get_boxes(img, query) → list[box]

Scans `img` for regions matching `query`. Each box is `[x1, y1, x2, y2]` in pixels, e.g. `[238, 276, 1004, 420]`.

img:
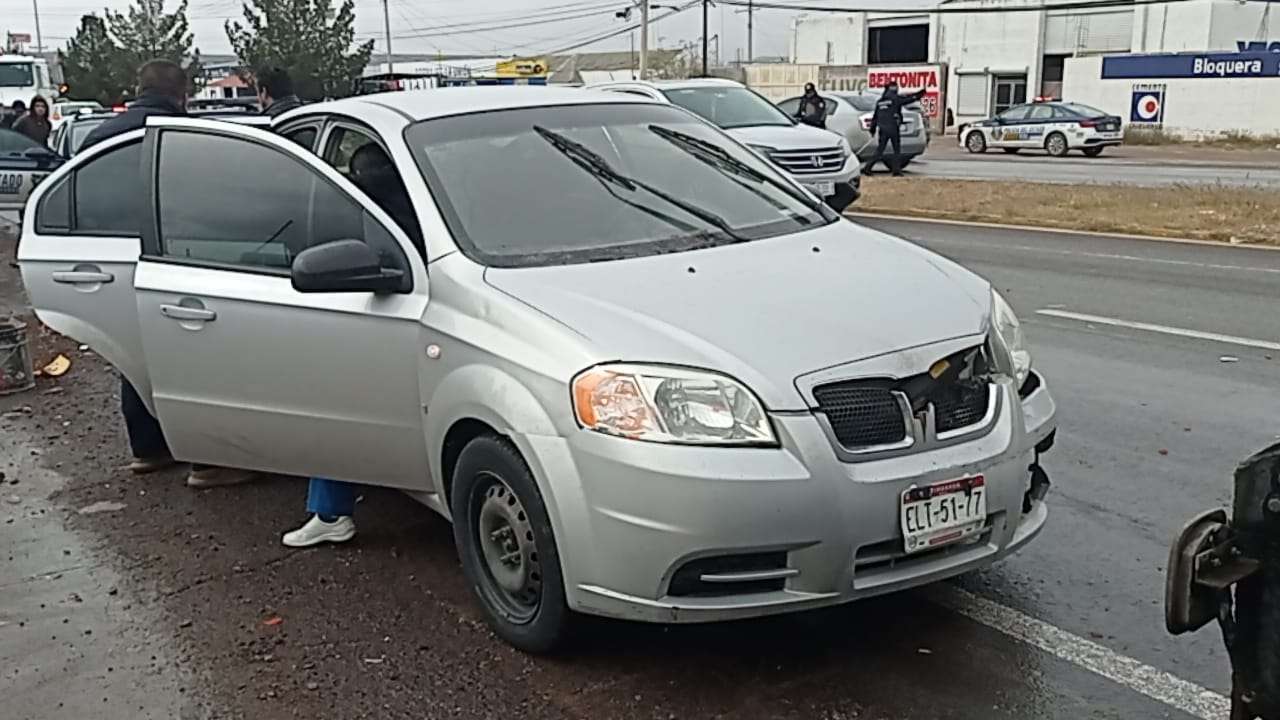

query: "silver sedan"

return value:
[779, 91, 930, 165]
[19, 87, 1054, 653]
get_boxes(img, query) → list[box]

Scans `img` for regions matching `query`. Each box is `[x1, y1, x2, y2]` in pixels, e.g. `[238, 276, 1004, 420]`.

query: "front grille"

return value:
[933, 379, 990, 434]
[767, 146, 845, 175]
[812, 385, 906, 449]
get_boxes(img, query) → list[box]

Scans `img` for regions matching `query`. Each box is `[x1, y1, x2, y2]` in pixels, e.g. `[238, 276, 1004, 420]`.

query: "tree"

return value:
[107, 0, 202, 94]
[58, 0, 202, 104]
[226, 0, 373, 101]
[59, 14, 129, 104]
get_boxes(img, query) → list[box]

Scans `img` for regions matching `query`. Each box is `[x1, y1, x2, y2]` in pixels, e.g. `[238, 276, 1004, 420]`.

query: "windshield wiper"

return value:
[533, 125, 746, 242]
[648, 124, 829, 216]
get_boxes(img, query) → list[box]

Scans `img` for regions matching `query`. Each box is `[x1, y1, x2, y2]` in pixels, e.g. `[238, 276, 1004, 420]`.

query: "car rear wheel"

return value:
[965, 131, 987, 154]
[1002, 148, 1020, 154]
[451, 434, 572, 654]
[1045, 132, 1069, 157]
[1082, 146, 1105, 157]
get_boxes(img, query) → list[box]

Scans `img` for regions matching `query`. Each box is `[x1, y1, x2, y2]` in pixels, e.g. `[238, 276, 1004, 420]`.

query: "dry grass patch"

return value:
[854, 178, 1280, 245]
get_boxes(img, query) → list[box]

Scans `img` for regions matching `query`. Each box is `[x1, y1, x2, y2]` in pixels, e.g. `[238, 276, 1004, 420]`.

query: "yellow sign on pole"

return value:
[495, 57, 548, 77]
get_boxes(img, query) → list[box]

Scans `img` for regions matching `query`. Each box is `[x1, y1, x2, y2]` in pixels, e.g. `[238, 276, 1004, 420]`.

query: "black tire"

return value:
[965, 130, 987, 154]
[451, 434, 572, 654]
[824, 181, 858, 214]
[1045, 132, 1069, 157]
[1002, 148, 1020, 154]
[1082, 146, 1105, 158]
[899, 156, 914, 168]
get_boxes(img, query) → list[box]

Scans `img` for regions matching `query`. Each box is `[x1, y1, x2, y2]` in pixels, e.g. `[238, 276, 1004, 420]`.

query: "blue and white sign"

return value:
[1130, 84, 1165, 124]
[1102, 52, 1280, 80]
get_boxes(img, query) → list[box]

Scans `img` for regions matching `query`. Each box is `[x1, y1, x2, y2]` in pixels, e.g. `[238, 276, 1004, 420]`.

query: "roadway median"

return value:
[852, 177, 1280, 245]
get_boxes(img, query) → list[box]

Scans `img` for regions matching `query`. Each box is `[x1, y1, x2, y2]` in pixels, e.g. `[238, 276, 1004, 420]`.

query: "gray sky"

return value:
[4, 0, 857, 61]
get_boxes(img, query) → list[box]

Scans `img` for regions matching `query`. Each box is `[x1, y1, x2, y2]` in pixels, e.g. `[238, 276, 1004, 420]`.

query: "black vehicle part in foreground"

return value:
[1167, 442, 1280, 720]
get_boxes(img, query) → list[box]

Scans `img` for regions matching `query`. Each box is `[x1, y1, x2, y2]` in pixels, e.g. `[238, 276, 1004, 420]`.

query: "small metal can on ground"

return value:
[0, 318, 35, 396]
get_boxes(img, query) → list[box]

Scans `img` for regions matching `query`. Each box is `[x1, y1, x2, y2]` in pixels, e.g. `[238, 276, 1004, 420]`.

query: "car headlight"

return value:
[990, 289, 1032, 388]
[746, 143, 775, 157]
[837, 136, 852, 159]
[572, 364, 776, 446]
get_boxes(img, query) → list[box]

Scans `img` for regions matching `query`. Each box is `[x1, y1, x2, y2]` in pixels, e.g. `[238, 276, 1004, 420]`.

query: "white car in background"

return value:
[50, 100, 104, 131]
[959, 101, 1124, 157]
[586, 78, 861, 211]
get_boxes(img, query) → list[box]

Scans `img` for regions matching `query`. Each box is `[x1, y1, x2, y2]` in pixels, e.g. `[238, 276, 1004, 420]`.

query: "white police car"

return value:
[0, 128, 63, 219]
[960, 101, 1123, 157]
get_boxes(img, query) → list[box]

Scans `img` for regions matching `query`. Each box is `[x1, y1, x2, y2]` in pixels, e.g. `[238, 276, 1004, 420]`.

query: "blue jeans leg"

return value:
[306, 478, 356, 519]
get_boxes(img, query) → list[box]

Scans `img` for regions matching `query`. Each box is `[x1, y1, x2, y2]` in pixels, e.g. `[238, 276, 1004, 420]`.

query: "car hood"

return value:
[483, 222, 992, 410]
[726, 123, 843, 150]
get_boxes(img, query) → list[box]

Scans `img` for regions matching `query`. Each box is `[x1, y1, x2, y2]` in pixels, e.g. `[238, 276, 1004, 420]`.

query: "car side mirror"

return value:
[290, 239, 405, 294]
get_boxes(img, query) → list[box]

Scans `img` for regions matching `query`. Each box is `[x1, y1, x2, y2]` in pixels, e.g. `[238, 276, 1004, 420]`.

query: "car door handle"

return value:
[52, 270, 114, 284]
[160, 304, 217, 322]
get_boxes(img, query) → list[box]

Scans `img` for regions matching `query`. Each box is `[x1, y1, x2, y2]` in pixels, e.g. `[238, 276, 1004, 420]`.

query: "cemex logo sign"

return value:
[1130, 84, 1165, 126]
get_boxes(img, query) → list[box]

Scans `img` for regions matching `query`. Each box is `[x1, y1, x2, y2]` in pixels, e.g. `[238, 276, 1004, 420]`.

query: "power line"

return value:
[716, 0, 1206, 15]
[392, 6, 620, 39]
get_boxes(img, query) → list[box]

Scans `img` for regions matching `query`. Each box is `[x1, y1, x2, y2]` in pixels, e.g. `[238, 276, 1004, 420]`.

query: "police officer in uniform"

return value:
[863, 81, 927, 176]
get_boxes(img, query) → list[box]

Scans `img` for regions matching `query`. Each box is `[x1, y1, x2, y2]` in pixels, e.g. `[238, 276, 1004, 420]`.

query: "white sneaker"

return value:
[282, 515, 356, 548]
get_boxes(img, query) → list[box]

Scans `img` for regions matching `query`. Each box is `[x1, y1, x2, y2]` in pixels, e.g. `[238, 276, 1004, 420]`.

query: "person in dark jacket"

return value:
[862, 81, 927, 176]
[795, 83, 827, 129]
[256, 66, 302, 118]
[81, 59, 258, 489]
[0, 100, 25, 130]
[13, 96, 52, 145]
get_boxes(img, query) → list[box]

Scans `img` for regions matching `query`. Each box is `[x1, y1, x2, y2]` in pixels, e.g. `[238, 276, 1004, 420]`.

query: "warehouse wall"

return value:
[1063, 54, 1280, 139]
[791, 15, 867, 65]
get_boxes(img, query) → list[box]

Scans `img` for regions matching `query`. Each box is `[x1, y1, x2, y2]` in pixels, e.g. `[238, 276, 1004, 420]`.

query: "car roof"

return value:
[312, 86, 651, 122]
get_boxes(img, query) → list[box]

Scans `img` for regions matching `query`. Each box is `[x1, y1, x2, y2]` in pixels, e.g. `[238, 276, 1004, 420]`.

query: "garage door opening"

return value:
[868, 24, 929, 64]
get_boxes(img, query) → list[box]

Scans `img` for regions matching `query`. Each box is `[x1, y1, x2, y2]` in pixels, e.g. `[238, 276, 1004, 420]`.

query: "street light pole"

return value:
[31, 0, 44, 53]
[639, 1, 649, 79]
[381, 0, 394, 76]
[701, 0, 709, 76]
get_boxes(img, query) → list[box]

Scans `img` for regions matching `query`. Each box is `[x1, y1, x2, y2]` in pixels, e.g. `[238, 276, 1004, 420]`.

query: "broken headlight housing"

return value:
[990, 289, 1032, 389]
[572, 364, 776, 446]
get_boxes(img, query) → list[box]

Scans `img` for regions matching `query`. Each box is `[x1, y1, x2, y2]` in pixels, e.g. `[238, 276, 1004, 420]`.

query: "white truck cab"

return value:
[0, 54, 57, 113]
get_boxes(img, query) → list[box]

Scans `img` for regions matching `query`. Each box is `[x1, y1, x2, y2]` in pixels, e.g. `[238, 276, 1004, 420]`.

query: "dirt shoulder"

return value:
[853, 177, 1280, 245]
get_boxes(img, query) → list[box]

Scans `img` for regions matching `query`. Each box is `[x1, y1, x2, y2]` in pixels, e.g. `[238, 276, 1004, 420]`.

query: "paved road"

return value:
[900, 143, 1280, 188]
[5, 220, 1280, 718]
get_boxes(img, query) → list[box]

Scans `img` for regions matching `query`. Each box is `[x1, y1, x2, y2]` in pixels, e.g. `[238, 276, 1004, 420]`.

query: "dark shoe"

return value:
[129, 454, 177, 474]
[186, 466, 259, 488]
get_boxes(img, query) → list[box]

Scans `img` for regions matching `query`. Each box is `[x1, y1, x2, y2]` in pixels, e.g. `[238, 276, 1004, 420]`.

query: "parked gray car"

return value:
[779, 91, 930, 166]
[18, 87, 1055, 653]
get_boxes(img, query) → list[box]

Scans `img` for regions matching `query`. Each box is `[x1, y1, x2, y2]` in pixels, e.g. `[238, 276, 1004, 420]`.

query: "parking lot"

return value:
[4, 208, 1275, 719]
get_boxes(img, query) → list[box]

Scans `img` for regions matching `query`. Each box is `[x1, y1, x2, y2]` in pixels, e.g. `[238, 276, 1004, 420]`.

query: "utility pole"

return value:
[639, 0, 649, 79]
[701, 0, 709, 76]
[381, 0, 394, 76]
[747, 0, 754, 63]
[31, 0, 44, 53]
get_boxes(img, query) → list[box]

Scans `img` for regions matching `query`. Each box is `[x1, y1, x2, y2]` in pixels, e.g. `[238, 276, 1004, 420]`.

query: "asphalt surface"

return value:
[4, 213, 1279, 719]
[901, 142, 1280, 188]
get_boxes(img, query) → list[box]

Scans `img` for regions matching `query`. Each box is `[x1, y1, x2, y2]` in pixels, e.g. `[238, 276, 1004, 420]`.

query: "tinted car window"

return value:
[846, 95, 877, 112]
[37, 175, 72, 231]
[1060, 103, 1107, 118]
[405, 103, 834, 268]
[156, 130, 409, 278]
[68, 118, 108, 156]
[0, 128, 41, 153]
[998, 105, 1031, 121]
[285, 126, 317, 150]
[1028, 105, 1053, 120]
[75, 141, 142, 236]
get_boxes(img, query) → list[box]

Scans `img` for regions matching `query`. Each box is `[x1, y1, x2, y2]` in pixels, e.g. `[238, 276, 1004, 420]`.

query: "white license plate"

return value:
[900, 475, 987, 554]
[807, 180, 835, 197]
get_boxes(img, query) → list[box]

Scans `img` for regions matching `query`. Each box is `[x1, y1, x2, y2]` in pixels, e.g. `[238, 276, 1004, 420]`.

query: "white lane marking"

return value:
[928, 585, 1230, 720]
[1036, 309, 1280, 352]
[919, 236, 1280, 275]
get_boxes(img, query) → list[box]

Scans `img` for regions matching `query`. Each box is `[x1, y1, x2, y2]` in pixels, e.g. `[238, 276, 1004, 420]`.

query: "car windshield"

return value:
[404, 103, 835, 268]
[0, 128, 42, 154]
[661, 86, 794, 129]
[69, 118, 107, 154]
[1060, 103, 1107, 117]
[0, 62, 34, 88]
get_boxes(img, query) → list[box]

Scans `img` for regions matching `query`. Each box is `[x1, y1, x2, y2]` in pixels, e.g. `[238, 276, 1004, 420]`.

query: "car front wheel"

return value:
[965, 131, 987, 154]
[451, 434, 572, 654]
[1045, 132, 1069, 157]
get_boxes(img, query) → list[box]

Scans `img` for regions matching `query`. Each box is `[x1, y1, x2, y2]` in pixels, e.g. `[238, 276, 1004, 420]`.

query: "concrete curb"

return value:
[846, 211, 1280, 252]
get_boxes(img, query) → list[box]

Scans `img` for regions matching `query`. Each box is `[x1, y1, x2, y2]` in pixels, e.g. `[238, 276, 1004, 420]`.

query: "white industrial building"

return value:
[787, 0, 1280, 137]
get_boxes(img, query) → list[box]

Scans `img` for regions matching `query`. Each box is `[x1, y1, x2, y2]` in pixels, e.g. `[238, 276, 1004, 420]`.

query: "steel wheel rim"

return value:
[1048, 135, 1066, 155]
[967, 133, 984, 152]
[471, 471, 542, 623]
